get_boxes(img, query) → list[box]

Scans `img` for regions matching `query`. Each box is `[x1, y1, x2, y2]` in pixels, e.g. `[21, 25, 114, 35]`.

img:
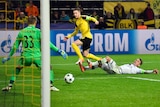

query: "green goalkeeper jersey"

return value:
[9, 25, 41, 57]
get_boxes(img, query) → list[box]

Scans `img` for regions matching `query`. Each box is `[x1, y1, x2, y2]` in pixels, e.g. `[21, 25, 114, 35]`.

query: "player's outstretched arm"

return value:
[153, 69, 159, 74]
[142, 69, 159, 74]
[2, 55, 10, 64]
[64, 27, 79, 41]
[50, 42, 68, 59]
[58, 49, 68, 59]
[2, 37, 20, 64]
[85, 15, 99, 24]
[2, 44, 17, 64]
[63, 37, 68, 41]
[50, 42, 59, 52]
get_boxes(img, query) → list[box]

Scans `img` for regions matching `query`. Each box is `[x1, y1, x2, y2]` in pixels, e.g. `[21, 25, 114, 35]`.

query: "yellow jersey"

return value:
[67, 15, 97, 39]
[17, 16, 28, 23]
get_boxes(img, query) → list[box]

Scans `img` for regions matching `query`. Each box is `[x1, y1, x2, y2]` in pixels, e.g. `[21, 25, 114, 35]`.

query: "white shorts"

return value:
[101, 59, 122, 74]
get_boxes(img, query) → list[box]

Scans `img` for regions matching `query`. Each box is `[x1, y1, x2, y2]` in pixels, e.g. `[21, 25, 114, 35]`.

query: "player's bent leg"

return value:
[2, 66, 23, 92]
[50, 67, 60, 91]
[101, 63, 115, 74]
[101, 63, 110, 71]
[107, 59, 116, 69]
[78, 62, 85, 72]
[92, 58, 107, 68]
[85, 53, 101, 61]
[106, 56, 112, 62]
[50, 70, 54, 83]
[75, 59, 85, 72]
[107, 60, 121, 74]
[49, 72, 60, 91]
[72, 42, 84, 61]
[75, 59, 84, 65]
[87, 59, 93, 69]
[87, 59, 99, 69]
[34, 59, 59, 91]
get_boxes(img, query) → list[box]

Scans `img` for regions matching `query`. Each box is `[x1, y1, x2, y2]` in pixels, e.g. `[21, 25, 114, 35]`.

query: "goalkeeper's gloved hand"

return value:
[58, 49, 68, 59]
[2, 56, 10, 64]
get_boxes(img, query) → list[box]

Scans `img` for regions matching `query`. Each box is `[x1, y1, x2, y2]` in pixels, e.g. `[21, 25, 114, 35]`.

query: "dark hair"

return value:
[73, 8, 81, 12]
[139, 58, 143, 65]
[130, 8, 135, 13]
[28, 16, 37, 25]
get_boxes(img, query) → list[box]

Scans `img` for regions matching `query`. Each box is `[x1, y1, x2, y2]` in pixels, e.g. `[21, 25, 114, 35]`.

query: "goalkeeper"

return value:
[1, 16, 68, 92]
[84, 56, 159, 74]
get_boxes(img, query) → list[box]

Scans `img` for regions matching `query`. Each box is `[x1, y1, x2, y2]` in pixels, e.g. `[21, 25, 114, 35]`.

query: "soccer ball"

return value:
[64, 73, 74, 84]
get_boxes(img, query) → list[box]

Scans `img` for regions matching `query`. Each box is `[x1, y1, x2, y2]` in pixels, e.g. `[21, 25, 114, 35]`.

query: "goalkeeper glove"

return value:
[2, 56, 10, 64]
[58, 49, 68, 59]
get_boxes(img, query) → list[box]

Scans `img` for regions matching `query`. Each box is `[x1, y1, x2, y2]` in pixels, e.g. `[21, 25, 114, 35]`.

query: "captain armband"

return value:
[141, 70, 145, 74]
[86, 16, 90, 21]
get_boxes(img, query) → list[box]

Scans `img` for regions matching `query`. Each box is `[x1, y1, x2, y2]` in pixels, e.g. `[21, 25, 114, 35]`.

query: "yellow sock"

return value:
[72, 43, 84, 60]
[86, 53, 101, 61]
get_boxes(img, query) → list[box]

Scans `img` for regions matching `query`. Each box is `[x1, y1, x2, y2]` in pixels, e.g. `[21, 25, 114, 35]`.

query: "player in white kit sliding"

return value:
[84, 56, 159, 74]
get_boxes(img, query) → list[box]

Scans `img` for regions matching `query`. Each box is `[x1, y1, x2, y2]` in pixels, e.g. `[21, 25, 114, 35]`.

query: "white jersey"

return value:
[97, 58, 154, 74]
[120, 64, 143, 74]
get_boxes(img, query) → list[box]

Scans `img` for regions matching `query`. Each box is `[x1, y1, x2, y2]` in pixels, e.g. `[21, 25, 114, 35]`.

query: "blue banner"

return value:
[50, 29, 137, 55]
[0, 30, 159, 56]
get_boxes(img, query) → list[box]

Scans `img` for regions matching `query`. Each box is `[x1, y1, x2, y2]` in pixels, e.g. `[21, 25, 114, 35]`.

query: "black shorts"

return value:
[79, 37, 92, 51]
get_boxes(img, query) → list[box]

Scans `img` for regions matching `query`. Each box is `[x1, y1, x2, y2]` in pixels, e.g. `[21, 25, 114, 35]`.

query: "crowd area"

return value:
[0, 0, 157, 29]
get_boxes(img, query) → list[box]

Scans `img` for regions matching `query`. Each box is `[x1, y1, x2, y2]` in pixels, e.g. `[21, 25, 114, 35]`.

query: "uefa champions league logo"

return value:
[1, 35, 12, 53]
[145, 33, 160, 51]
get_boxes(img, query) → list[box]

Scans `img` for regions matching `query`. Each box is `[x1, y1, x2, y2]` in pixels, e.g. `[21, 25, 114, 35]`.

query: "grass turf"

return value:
[0, 54, 160, 107]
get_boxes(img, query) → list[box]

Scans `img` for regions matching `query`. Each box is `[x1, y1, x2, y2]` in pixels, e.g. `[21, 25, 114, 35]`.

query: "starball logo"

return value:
[145, 33, 160, 51]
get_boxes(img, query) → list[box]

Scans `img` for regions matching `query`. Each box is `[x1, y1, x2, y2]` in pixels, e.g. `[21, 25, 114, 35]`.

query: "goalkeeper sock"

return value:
[72, 43, 84, 60]
[9, 67, 21, 84]
[9, 80, 15, 84]
[50, 70, 54, 84]
[86, 53, 101, 61]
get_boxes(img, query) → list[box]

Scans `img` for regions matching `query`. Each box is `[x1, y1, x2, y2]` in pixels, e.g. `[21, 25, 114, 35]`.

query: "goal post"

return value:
[40, 0, 50, 107]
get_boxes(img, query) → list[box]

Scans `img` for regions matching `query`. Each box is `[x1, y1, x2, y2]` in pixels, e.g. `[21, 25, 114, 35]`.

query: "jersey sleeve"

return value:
[66, 27, 79, 39]
[82, 15, 98, 22]
[137, 68, 153, 74]
[50, 42, 59, 52]
[143, 70, 154, 74]
[9, 32, 22, 56]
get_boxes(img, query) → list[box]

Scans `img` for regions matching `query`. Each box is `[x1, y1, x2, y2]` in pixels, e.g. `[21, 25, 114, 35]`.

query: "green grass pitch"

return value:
[0, 54, 160, 107]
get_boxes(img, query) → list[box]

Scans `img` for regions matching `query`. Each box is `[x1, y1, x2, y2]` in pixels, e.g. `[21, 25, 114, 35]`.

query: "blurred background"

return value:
[0, 0, 159, 30]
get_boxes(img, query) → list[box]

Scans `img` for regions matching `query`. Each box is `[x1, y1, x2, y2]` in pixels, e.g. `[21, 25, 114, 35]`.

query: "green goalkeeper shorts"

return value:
[18, 57, 41, 69]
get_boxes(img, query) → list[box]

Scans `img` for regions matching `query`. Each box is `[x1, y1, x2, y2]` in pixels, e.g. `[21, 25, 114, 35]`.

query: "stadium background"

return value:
[0, 0, 160, 29]
[0, 1, 160, 107]
[0, 0, 160, 56]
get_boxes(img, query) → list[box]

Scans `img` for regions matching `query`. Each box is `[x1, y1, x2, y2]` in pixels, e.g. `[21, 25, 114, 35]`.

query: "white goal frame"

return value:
[40, 0, 50, 107]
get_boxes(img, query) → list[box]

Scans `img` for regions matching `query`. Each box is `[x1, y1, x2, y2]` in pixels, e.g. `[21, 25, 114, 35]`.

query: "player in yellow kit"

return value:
[64, 8, 101, 72]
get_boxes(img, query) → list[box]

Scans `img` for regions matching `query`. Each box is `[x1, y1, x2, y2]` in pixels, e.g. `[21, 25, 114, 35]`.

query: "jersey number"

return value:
[24, 36, 34, 48]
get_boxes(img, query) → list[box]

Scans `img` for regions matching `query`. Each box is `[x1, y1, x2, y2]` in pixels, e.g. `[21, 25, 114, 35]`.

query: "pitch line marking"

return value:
[127, 76, 160, 82]
[0, 76, 160, 83]
[0, 77, 122, 83]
